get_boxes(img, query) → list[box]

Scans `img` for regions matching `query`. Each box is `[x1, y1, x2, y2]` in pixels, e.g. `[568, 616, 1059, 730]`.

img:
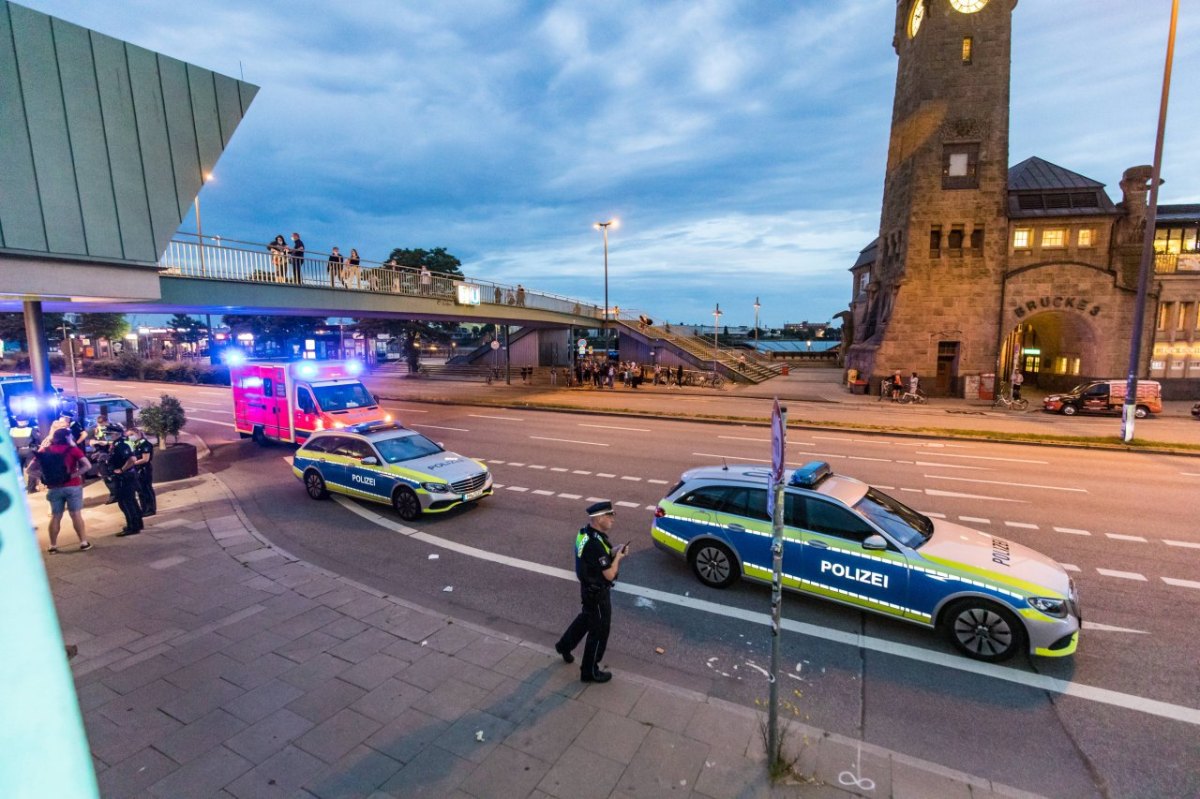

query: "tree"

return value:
[0, 311, 66, 348]
[167, 313, 207, 344]
[138, 394, 187, 450]
[78, 313, 129, 343]
[385, 247, 464, 278]
[223, 314, 325, 353]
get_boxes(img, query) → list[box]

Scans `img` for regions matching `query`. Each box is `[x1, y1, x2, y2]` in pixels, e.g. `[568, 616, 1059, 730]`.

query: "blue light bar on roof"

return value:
[789, 461, 832, 488]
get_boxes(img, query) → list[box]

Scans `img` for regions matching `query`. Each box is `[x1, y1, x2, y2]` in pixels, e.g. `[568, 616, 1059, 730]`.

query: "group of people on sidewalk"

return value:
[25, 413, 156, 552]
[569, 358, 685, 390]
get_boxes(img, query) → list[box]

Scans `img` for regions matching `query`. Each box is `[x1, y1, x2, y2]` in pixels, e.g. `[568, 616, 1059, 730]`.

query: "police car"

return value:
[292, 423, 492, 520]
[651, 461, 1080, 662]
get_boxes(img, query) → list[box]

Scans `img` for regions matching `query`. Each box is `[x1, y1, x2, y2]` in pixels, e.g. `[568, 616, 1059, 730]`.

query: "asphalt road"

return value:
[74, 377, 1200, 799]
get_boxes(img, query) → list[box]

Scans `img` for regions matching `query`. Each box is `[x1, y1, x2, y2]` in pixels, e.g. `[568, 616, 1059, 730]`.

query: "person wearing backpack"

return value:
[26, 427, 92, 553]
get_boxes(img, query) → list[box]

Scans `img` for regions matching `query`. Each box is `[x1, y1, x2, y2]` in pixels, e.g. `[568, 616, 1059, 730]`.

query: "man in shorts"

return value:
[26, 426, 92, 553]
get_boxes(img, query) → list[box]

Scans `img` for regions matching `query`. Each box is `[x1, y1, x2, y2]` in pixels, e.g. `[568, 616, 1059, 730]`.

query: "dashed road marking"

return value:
[1096, 568, 1147, 581]
[1005, 521, 1039, 530]
[927, 475, 1086, 493]
[1060, 564, 1081, 572]
[573, 470, 592, 475]
[900, 488, 921, 493]
[527, 465, 546, 470]
[1106, 533, 1147, 543]
[620, 476, 642, 482]
[508, 462, 525, 466]
[558, 493, 582, 500]
[1163, 577, 1200, 590]
[469, 414, 524, 421]
[579, 423, 652, 432]
[597, 473, 616, 478]
[531, 489, 555, 496]
[487, 459, 506, 464]
[647, 479, 670, 485]
[615, 501, 641, 509]
[531, 436, 609, 447]
[505, 486, 529, 493]
[586, 496, 607, 503]
[959, 516, 990, 524]
[924, 512, 946, 518]
[413, 424, 469, 432]
[1055, 527, 1090, 536]
[551, 467, 568, 472]
[645, 505, 657, 511]
[1164, 540, 1200, 549]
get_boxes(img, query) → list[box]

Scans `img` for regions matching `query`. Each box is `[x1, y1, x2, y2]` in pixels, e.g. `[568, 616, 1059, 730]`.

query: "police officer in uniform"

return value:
[107, 429, 144, 536]
[129, 427, 156, 517]
[554, 500, 628, 683]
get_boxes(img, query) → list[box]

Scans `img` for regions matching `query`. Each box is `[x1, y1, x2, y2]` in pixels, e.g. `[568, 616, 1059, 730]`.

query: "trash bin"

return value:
[850, 380, 868, 395]
[979, 373, 995, 400]
[781, 364, 790, 376]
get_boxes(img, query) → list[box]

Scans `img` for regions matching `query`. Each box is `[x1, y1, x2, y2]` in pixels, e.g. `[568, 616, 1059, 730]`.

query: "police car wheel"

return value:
[944, 600, 1024, 662]
[689, 541, 738, 589]
[1061, 404, 1077, 416]
[304, 470, 328, 500]
[392, 487, 421, 521]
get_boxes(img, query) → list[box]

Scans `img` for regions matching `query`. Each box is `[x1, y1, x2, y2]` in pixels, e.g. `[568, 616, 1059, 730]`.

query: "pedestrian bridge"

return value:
[13, 237, 604, 329]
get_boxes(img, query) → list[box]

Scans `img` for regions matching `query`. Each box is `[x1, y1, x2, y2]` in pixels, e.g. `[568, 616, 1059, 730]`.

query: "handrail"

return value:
[160, 235, 605, 319]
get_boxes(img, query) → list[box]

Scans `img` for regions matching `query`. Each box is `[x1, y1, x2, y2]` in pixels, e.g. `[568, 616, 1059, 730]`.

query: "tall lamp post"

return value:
[194, 171, 213, 276]
[594, 219, 618, 353]
[712, 303, 723, 375]
[753, 297, 761, 347]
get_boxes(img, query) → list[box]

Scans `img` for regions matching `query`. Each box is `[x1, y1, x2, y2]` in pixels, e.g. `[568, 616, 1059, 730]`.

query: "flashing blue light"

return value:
[789, 461, 832, 488]
[223, 349, 247, 367]
[296, 362, 319, 379]
[345, 360, 363, 376]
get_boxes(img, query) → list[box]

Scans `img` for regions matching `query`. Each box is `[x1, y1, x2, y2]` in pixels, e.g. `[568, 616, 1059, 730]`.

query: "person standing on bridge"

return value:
[327, 247, 345, 288]
[268, 235, 288, 283]
[555, 500, 628, 683]
[346, 248, 362, 289]
[420, 264, 432, 295]
[516, 284, 526, 306]
[290, 232, 305, 284]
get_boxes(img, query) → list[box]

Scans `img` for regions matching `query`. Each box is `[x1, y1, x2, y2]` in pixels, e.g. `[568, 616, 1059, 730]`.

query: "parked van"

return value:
[1042, 379, 1162, 419]
[230, 359, 391, 445]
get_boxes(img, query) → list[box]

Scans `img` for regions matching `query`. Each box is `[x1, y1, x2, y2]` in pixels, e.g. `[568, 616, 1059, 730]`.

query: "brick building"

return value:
[845, 0, 1199, 398]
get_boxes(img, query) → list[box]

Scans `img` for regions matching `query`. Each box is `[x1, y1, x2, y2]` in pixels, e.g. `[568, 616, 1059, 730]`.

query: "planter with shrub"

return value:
[137, 394, 197, 482]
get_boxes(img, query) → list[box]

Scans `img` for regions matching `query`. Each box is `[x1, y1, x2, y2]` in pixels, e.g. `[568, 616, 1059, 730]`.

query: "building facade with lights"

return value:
[845, 0, 1199, 398]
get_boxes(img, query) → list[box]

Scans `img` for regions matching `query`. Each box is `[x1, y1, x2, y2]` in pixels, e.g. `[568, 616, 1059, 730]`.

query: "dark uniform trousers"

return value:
[136, 462, 156, 515]
[557, 587, 611, 678]
[115, 471, 143, 531]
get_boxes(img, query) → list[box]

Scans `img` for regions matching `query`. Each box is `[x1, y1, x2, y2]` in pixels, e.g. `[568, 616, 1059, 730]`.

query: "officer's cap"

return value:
[586, 500, 614, 517]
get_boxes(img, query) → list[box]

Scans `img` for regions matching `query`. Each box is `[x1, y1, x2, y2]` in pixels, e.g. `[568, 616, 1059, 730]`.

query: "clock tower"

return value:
[848, 0, 1017, 395]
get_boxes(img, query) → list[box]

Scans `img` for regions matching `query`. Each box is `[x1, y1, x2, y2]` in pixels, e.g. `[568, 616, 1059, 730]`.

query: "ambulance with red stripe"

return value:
[229, 358, 391, 445]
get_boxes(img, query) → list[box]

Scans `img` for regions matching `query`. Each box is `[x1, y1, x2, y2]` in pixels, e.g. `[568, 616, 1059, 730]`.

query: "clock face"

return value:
[908, 0, 927, 38]
[949, 0, 989, 11]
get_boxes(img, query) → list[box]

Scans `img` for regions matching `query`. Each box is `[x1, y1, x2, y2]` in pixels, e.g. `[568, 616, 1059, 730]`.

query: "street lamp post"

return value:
[754, 297, 761, 347]
[594, 219, 618, 354]
[713, 303, 723, 375]
[194, 172, 213, 276]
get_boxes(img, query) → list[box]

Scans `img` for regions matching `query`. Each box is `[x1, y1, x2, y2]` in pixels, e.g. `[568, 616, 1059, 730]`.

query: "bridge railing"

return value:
[158, 236, 604, 319]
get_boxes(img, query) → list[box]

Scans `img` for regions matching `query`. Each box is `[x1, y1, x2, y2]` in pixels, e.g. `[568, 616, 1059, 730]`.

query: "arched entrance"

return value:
[999, 311, 1099, 391]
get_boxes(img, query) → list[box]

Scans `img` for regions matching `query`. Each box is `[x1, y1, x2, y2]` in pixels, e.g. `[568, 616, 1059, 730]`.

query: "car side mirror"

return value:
[862, 534, 888, 551]
[361, 456, 379, 466]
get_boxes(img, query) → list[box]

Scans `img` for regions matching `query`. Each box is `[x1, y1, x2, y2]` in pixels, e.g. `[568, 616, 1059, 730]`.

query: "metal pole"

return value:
[1122, 0, 1178, 443]
[62, 318, 79, 400]
[194, 195, 206, 277]
[754, 298, 760, 347]
[767, 406, 788, 765]
[504, 325, 511, 385]
[713, 303, 721, 375]
[22, 300, 56, 435]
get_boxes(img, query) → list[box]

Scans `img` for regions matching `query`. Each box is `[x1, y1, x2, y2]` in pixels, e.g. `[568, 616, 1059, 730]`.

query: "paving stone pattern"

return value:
[33, 474, 1045, 798]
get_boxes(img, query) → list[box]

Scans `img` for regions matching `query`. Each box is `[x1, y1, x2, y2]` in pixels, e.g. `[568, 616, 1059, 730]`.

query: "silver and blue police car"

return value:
[652, 461, 1080, 662]
[292, 423, 492, 520]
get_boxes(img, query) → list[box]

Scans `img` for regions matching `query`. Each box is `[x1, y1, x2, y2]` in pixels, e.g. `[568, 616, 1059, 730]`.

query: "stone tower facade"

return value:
[848, 0, 1017, 395]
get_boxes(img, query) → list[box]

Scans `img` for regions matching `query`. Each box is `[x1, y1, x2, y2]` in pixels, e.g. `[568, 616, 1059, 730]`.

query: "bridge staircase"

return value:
[616, 319, 782, 384]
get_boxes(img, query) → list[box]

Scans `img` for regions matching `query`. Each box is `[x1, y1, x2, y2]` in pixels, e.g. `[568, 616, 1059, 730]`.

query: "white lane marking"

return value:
[508, 462, 525, 466]
[185, 399, 225, 406]
[413, 424, 469, 432]
[926, 475, 1087, 493]
[596, 473, 616, 478]
[492, 483, 504, 488]
[558, 493, 582, 500]
[900, 488, 921, 493]
[551, 467, 568, 472]
[1055, 527, 1090, 536]
[923, 512, 946, 519]
[1005, 521, 1039, 530]
[531, 489, 555, 496]
[959, 516, 990, 524]
[917, 453, 1048, 465]
[620, 476, 642, 482]
[1096, 569, 1147, 582]
[1163, 577, 1200, 590]
[717, 436, 812, 447]
[615, 501, 642, 509]
[185, 407, 232, 414]
[586, 496, 607, 503]
[910, 461, 990, 471]
[1106, 533, 1147, 543]
[924, 489, 1026, 503]
[647, 479, 670, 485]
[1085, 622, 1149, 634]
[693, 453, 817, 467]
[186, 416, 236, 428]
[505, 486, 529, 493]
[469, 414, 524, 421]
[573, 470, 592, 475]
[527, 465, 546, 470]
[382, 406, 428, 413]
[580, 423, 652, 432]
[1181, 472, 1200, 477]
[487, 460, 506, 464]
[1164, 540, 1200, 549]
[1060, 564, 1081, 572]
[331, 495, 1200, 728]
[645, 505, 657, 511]
[531, 436, 609, 447]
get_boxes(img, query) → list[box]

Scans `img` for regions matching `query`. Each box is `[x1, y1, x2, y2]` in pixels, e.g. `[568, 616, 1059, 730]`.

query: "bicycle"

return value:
[991, 390, 1028, 411]
[897, 388, 928, 404]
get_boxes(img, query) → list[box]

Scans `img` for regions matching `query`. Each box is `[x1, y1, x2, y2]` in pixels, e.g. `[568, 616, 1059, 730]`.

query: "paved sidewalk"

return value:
[34, 472, 1048, 798]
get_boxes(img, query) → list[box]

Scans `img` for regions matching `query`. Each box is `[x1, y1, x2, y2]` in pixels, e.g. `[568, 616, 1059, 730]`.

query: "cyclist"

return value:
[1011, 369, 1024, 402]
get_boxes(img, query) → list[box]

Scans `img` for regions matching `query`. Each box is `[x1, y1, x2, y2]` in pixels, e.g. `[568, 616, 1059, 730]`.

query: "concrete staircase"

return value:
[618, 320, 782, 384]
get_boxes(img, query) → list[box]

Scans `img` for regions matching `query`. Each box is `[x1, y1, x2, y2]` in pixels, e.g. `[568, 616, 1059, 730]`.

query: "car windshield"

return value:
[374, 433, 442, 463]
[312, 383, 376, 412]
[853, 487, 933, 548]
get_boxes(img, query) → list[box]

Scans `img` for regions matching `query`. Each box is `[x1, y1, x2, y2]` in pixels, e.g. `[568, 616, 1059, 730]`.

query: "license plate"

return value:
[463, 489, 484, 502]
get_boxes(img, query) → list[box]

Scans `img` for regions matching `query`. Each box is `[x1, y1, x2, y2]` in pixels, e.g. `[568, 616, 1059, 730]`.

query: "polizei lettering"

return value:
[991, 538, 1011, 567]
[820, 560, 888, 588]
[351, 473, 377, 487]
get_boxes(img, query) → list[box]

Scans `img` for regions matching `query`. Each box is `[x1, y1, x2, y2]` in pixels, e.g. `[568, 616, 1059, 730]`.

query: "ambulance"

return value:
[229, 359, 391, 445]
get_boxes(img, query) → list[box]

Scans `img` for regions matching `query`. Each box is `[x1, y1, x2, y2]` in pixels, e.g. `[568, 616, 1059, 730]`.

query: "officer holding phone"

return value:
[555, 500, 627, 683]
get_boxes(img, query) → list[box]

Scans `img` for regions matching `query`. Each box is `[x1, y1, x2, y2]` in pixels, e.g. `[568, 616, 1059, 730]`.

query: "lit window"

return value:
[961, 37, 973, 64]
[1158, 303, 1170, 330]
[1180, 303, 1192, 331]
[1013, 228, 1031, 249]
[1077, 228, 1094, 247]
[942, 144, 980, 189]
[1041, 229, 1066, 248]
[948, 153, 969, 177]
